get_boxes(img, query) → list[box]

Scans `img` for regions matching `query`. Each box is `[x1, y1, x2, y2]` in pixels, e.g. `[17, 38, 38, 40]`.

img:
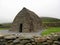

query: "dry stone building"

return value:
[10, 7, 42, 33]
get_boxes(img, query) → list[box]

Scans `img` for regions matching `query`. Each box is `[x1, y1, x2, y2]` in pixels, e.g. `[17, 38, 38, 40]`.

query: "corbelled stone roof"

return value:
[13, 7, 41, 22]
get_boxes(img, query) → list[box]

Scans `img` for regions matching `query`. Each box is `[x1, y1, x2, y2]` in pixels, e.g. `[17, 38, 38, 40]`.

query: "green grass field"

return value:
[41, 27, 60, 35]
[0, 28, 9, 30]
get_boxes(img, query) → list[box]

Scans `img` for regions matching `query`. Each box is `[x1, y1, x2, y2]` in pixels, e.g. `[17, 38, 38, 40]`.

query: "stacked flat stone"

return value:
[0, 32, 60, 45]
[0, 34, 36, 45]
[36, 33, 60, 45]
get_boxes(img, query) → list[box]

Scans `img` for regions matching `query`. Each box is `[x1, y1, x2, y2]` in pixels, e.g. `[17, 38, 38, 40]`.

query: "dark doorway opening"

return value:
[19, 24, 23, 32]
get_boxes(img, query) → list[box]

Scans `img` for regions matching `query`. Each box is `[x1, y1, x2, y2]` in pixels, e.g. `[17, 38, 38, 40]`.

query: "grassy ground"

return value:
[41, 27, 60, 35]
[0, 28, 9, 30]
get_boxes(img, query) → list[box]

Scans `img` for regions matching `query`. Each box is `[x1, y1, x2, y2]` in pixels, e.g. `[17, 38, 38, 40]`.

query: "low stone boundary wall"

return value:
[0, 32, 60, 45]
[35, 32, 60, 45]
[43, 22, 60, 27]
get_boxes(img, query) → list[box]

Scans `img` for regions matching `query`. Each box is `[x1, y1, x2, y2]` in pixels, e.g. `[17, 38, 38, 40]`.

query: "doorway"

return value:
[19, 24, 23, 32]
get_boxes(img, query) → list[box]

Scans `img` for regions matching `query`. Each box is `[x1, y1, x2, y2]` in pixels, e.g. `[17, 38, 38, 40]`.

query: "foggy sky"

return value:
[0, 0, 60, 23]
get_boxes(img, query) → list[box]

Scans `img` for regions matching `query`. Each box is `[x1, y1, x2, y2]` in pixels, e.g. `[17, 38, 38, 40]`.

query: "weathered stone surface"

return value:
[0, 32, 60, 45]
[10, 7, 42, 33]
[53, 41, 60, 44]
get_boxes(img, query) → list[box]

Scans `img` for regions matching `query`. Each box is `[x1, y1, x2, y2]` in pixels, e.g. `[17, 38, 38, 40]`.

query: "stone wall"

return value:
[43, 22, 60, 27]
[0, 32, 60, 45]
[35, 32, 60, 45]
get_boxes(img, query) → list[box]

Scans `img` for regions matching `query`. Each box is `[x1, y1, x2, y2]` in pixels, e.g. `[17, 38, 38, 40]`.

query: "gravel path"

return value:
[0, 30, 19, 35]
[0, 30, 42, 38]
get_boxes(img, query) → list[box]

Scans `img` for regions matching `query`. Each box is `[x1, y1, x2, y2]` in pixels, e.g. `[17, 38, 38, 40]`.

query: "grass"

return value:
[0, 28, 9, 30]
[41, 27, 60, 35]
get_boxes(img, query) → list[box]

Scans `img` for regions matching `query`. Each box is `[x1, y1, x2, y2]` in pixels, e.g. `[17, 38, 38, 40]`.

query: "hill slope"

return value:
[41, 17, 60, 23]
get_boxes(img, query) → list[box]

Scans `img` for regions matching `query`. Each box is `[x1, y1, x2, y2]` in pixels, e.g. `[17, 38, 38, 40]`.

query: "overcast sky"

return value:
[0, 0, 60, 23]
